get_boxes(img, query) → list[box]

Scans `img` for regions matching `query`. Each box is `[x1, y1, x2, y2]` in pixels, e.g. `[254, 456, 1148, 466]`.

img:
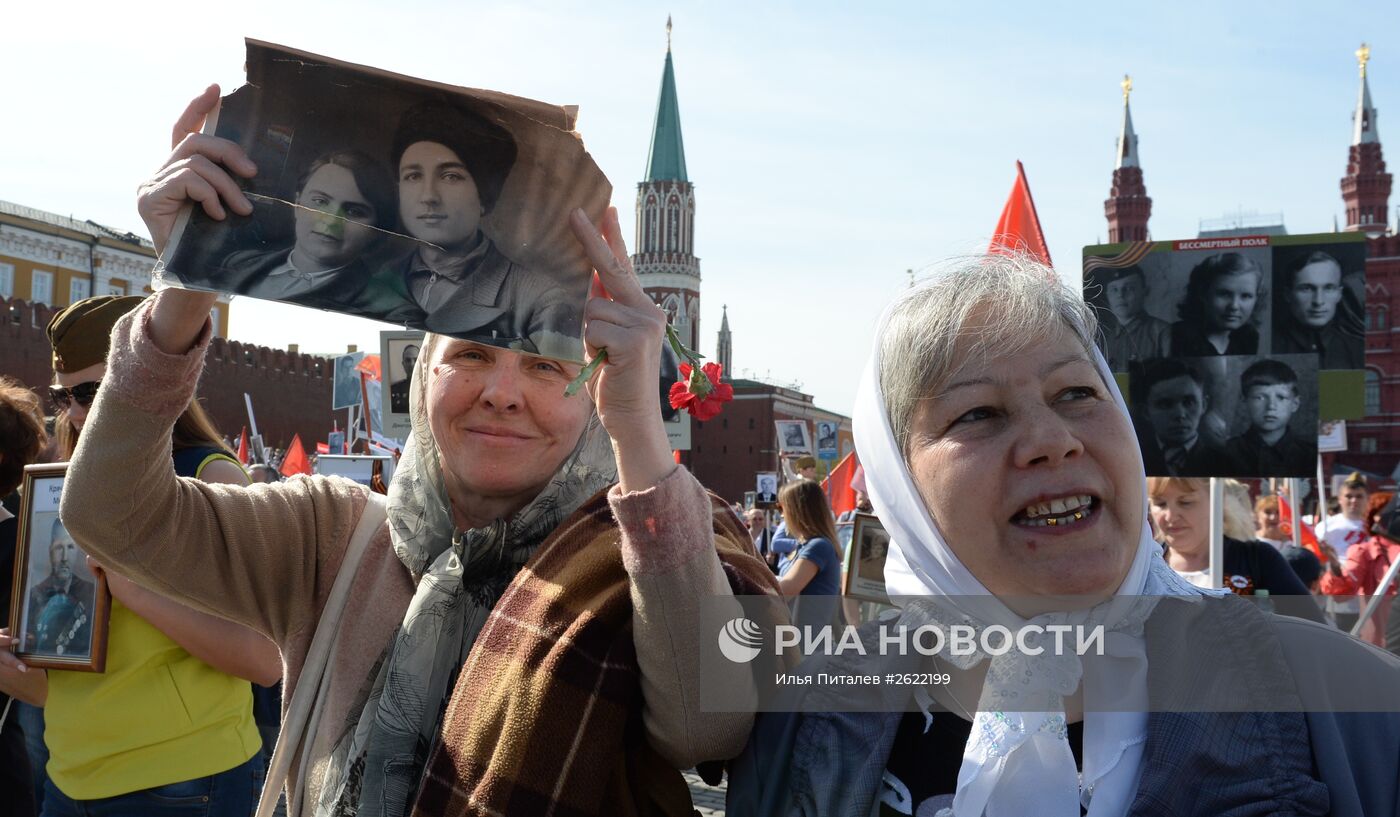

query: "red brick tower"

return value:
[1104, 75, 1152, 243]
[1342, 43, 1392, 237]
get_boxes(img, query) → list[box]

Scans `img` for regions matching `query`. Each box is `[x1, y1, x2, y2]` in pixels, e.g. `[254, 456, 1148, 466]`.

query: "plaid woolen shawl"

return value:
[411, 485, 778, 816]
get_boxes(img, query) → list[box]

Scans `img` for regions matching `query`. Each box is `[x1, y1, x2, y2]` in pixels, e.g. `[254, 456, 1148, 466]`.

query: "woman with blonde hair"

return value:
[772, 479, 843, 628]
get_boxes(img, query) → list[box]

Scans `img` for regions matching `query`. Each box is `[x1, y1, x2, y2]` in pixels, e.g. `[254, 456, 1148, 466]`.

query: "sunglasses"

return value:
[49, 381, 101, 410]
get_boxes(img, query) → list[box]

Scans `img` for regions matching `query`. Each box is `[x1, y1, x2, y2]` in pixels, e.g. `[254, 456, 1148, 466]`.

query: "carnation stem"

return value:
[564, 349, 608, 397]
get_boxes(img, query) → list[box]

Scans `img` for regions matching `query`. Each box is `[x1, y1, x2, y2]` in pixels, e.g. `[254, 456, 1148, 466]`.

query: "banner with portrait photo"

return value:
[379, 329, 421, 440]
[331, 351, 366, 411]
[775, 420, 812, 455]
[1083, 232, 1366, 423]
[160, 39, 612, 363]
[1128, 353, 1319, 478]
[9, 464, 110, 672]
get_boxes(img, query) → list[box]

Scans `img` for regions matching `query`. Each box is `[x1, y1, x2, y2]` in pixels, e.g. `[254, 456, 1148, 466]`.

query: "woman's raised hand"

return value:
[138, 85, 257, 256]
[569, 207, 676, 493]
[138, 85, 258, 355]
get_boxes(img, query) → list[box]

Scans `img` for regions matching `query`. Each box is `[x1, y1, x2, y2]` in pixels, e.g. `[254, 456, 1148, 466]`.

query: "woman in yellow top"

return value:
[0, 295, 280, 816]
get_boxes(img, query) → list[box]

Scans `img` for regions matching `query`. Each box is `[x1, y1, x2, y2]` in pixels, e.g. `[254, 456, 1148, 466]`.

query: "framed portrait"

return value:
[314, 454, 395, 488]
[332, 351, 367, 411]
[743, 491, 757, 510]
[379, 330, 422, 441]
[775, 420, 812, 455]
[8, 464, 111, 672]
[842, 513, 890, 604]
[160, 39, 611, 364]
[754, 472, 779, 509]
[815, 420, 839, 457]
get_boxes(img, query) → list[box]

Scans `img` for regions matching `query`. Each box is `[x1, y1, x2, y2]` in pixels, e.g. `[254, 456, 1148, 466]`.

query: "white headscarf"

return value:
[852, 295, 1203, 817]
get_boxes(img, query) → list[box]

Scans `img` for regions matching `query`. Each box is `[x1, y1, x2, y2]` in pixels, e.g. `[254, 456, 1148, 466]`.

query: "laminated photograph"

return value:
[161, 40, 612, 363]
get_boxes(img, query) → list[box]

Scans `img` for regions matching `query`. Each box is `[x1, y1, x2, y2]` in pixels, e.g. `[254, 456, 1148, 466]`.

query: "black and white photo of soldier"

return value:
[1168, 252, 1264, 357]
[1092, 265, 1170, 371]
[1129, 358, 1227, 477]
[216, 149, 397, 311]
[389, 341, 420, 415]
[332, 352, 365, 411]
[816, 421, 838, 454]
[25, 518, 96, 658]
[778, 421, 809, 453]
[1271, 245, 1365, 369]
[1221, 358, 1316, 478]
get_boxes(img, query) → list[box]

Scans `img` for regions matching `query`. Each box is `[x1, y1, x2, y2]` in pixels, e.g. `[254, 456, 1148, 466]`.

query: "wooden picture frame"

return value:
[8, 463, 111, 672]
[842, 512, 891, 604]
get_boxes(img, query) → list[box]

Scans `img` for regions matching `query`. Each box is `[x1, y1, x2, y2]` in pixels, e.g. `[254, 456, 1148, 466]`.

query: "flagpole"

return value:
[1209, 478, 1225, 588]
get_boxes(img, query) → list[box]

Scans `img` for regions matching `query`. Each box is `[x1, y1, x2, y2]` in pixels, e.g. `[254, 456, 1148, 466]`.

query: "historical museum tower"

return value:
[633, 18, 701, 351]
[1342, 44, 1392, 237]
[1104, 75, 1152, 243]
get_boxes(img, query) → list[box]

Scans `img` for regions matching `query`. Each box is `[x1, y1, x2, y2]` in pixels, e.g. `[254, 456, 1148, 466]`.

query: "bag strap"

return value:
[255, 491, 388, 817]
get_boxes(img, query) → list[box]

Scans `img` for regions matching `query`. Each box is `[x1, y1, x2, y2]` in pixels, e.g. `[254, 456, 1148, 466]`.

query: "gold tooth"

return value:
[1074, 512, 1083, 520]
[1048, 518, 1057, 526]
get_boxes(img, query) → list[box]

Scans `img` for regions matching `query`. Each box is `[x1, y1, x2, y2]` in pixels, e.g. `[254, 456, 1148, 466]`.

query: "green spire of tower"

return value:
[645, 17, 688, 182]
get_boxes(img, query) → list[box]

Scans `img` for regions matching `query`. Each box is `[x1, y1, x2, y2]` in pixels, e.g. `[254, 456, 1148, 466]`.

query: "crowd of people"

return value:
[0, 86, 1398, 817]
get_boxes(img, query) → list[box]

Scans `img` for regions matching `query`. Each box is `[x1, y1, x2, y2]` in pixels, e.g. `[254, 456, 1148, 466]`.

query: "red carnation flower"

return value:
[669, 362, 734, 421]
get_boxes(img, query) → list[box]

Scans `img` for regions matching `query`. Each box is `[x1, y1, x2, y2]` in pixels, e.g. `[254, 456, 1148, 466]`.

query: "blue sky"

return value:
[3, 1, 1396, 416]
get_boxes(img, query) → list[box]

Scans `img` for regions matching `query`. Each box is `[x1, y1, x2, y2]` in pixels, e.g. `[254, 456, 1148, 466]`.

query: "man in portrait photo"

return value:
[1096, 265, 1170, 372]
[1133, 359, 1225, 477]
[1273, 250, 1364, 369]
[389, 342, 419, 415]
[26, 519, 95, 657]
[1222, 359, 1313, 477]
[367, 100, 579, 359]
[781, 422, 807, 451]
[332, 353, 363, 410]
[756, 474, 778, 504]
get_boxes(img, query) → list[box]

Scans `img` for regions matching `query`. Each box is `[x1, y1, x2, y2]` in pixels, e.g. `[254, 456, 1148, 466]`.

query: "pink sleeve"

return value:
[104, 296, 212, 419]
[607, 464, 713, 576]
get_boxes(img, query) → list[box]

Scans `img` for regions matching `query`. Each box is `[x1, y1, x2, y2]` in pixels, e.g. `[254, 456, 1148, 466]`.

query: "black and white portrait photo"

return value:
[776, 420, 811, 455]
[1271, 241, 1366, 370]
[387, 338, 420, 415]
[755, 473, 779, 505]
[815, 421, 838, 456]
[332, 351, 366, 411]
[9, 465, 110, 671]
[162, 40, 612, 363]
[1085, 263, 1170, 373]
[843, 513, 890, 604]
[1130, 354, 1318, 478]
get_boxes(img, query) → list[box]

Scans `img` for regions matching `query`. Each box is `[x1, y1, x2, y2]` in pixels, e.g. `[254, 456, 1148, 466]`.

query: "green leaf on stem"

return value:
[565, 349, 608, 397]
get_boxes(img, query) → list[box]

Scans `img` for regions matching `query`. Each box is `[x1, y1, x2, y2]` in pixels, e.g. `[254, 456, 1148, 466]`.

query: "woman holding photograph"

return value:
[728, 254, 1400, 816]
[219, 149, 398, 313]
[64, 86, 774, 817]
[1168, 251, 1264, 356]
[0, 296, 282, 817]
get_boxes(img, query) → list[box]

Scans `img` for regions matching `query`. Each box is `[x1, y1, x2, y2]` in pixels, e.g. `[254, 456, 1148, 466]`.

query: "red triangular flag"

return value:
[989, 160, 1053, 267]
[280, 434, 312, 477]
[237, 427, 250, 465]
[820, 452, 860, 517]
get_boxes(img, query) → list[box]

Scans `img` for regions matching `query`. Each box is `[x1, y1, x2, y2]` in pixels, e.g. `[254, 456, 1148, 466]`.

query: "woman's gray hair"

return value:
[879, 253, 1101, 454]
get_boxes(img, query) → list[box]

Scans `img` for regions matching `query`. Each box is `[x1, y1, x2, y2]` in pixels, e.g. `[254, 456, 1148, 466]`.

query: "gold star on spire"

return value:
[1357, 43, 1371, 77]
[1121, 74, 1133, 104]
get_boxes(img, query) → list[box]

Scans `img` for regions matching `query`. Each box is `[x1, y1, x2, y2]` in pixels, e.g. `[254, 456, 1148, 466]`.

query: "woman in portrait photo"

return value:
[220, 149, 397, 312]
[729, 253, 1400, 817]
[1169, 251, 1264, 356]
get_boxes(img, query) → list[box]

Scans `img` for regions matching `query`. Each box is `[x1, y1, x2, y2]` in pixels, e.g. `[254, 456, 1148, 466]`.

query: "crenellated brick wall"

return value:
[0, 295, 338, 450]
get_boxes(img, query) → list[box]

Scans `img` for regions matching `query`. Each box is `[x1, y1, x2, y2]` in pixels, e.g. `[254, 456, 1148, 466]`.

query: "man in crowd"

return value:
[1273, 250, 1364, 369]
[1097, 265, 1170, 372]
[745, 508, 777, 572]
[1317, 471, 1371, 631]
[1222, 359, 1311, 477]
[1134, 359, 1224, 476]
[837, 490, 875, 524]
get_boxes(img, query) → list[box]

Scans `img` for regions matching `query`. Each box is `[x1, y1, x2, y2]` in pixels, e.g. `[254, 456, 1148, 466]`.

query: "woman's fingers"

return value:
[171, 84, 222, 149]
[570, 207, 651, 311]
[0, 630, 28, 672]
[167, 133, 257, 181]
[583, 294, 664, 335]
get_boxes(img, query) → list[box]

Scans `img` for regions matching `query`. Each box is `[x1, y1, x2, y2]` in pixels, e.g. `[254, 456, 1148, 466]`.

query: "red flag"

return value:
[988, 160, 1052, 267]
[280, 434, 312, 477]
[1277, 495, 1323, 561]
[316, 442, 331, 455]
[821, 452, 860, 517]
[237, 427, 249, 465]
[357, 354, 382, 382]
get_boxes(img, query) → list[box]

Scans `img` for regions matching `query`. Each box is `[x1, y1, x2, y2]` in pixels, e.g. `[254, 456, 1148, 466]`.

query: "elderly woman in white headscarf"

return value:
[60, 87, 776, 817]
[727, 254, 1400, 817]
